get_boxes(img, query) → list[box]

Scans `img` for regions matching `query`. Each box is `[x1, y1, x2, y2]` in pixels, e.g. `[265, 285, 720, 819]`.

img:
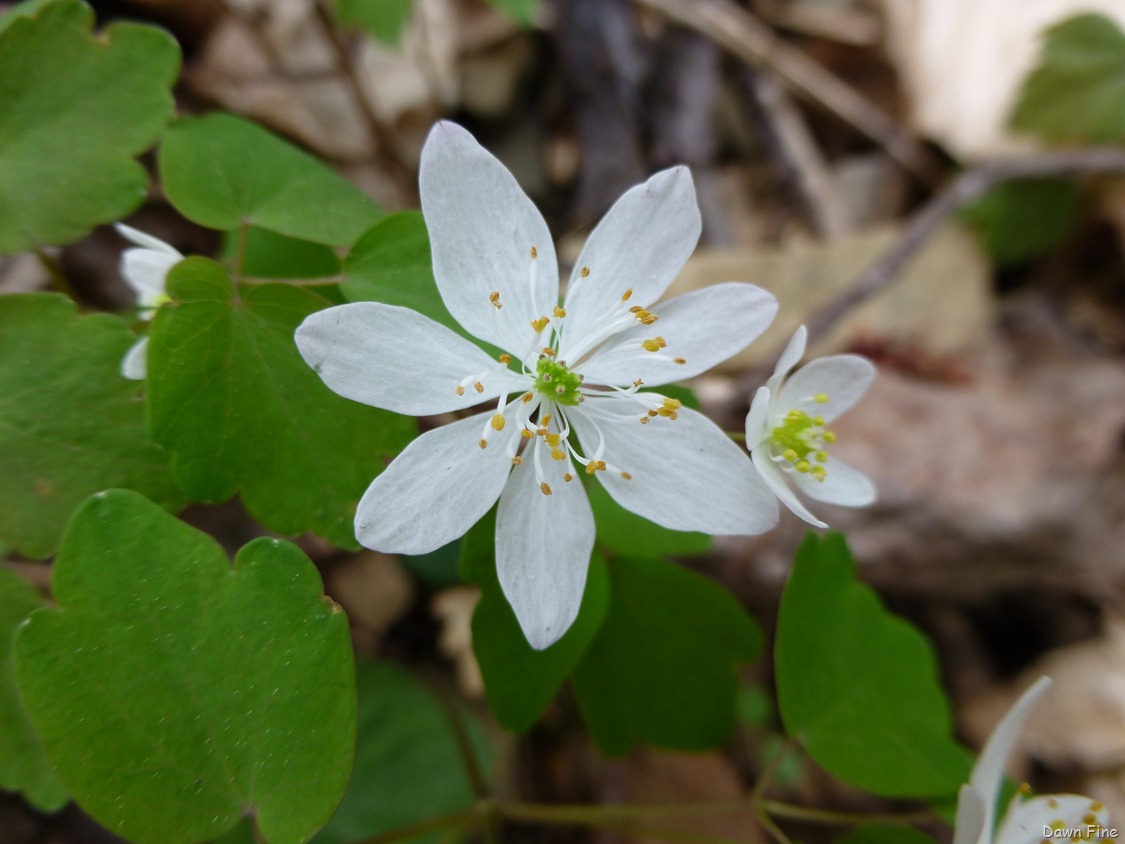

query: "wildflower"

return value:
[744, 325, 875, 529]
[297, 122, 780, 649]
[955, 676, 1109, 844]
[115, 223, 182, 380]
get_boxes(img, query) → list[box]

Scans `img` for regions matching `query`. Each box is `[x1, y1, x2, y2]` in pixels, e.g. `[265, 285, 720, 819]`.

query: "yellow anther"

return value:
[512, 456, 522, 465]
[553, 306, 567, 318]
[541, 347, 556, 356]
[787, 409, 806, 422]
[474, 381, 484, 393]
[540, 413, 552, 427]
[530, 245, 538, 259]
[1092, 802, 1105, 812]
[489, 291, 502, 309]
[585, 460, 607, 475]
[455, 385, 465, 396]
[811, 465, 827, 482]
[656, 408, 678, 419]
[663, 398, 682, 411]
[536, 428, 548, 437]
[1084, 814, 1097, 825]
[642, 339, 662, 352]
[540, 482, 552, 495]
[621, 472, 632, 480]
[546, 433, 561, 447]
[782, 448, 798, 462]
[522, 392, 534, 403]
[531, 316, 549, 333]
[823, 431, 837, 443]
[479, 439, 488, 449]
[633, 379, 644, 387]
[551, 448, 566, 461]
[639, 416, 649, 424]
[621, 288, 633, 301]
[563, 473, 574, 482]
[499, 353, 511, 364]
[1051, 820, 1066, 832]
[813, 415, 825, 426]
[673, 357, 686, 365]
[520, 429, 533, 439]
[1018, 783, 1033, 796]
[656, 336, 666, 347]
[647, 409, 658, 417]
[816, 450, 828, 462]
[490, 414, 505, 431]
[629, 306, 642, 313]
[580, 266, 590, 278]
[814, 393, 829, 404]
[796, 460, 811, 473]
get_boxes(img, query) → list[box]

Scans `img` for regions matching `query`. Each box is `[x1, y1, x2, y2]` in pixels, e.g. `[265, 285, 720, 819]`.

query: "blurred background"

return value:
[4, 0, 1125, 841]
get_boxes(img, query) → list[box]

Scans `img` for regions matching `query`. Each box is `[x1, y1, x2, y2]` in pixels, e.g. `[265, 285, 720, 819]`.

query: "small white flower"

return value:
[297, 121, 780, 649]
[955, 676, 1109, 844]
[744, 325, 876, 529]
[114, 223, 183, 380]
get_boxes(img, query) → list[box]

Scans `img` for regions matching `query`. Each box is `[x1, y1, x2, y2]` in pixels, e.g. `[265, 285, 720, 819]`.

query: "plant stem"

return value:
[761, 799, 935, 827]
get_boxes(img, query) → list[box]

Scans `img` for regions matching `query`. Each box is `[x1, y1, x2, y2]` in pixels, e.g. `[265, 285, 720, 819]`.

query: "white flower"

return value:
[955, 676, 1109, 844]
[744, 325, 876, 529]
[296, 122, 780, 649]
[115, 223, 183, 380]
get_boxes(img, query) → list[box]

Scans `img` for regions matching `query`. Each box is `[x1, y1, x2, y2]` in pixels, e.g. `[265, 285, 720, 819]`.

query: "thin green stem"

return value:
[233, 222, 250, 282]
[749, 736, 797, 805]
[351, 807, 476, 844]
[761, 799, 935, 827]
[429, 682, 491, 801]
[239, 274, 346, 287]
[498, 799, 750, 824]
[727, 430, 747, 442]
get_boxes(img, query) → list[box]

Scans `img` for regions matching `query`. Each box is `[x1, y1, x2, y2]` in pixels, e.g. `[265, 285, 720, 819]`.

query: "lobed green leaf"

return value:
[333, 0, 413, 45]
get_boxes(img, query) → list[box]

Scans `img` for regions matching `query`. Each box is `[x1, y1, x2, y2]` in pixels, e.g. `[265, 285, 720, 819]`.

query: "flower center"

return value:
[769, 406, 836, 482]
[534, 357, 584, 406]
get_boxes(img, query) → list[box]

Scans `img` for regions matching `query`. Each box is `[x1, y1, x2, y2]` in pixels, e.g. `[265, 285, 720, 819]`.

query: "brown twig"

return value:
[630, 0, 944, 186]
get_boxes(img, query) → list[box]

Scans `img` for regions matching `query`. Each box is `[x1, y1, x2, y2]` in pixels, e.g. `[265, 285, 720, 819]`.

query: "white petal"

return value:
[776, 355, 876, 423]
[296, 302, 527, 416]
[420, 122, 558, 355]
[791, 457, 876, 507]
[768, 325, 807, 394]
[561, 167, 700, 351]
[496, 454, 594, 650]
[750, 445, 828, 528]
[969, 677, 1053, 823]
[121, 249, 180, 306]
[745, 386, 771, 448]
[997, 794, 1109, 844]
[569, 401, 778, 535]
[120, 336, 149, 380]
[354, 411, 518, 554]
[114, 223, 181, 256]
[953, 785, 989, 844]
[579, 283, 777, 387]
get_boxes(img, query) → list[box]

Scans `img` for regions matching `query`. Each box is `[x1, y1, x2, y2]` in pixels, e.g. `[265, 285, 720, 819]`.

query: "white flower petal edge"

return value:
[114, 224, 183, 380]
[745, 325, 875, 526]
[355, 410, 521, 555]
[496, 455, 595, 650]
[296, 303, 526, 416]
[420, 121, 559, 356]
[954, 676, 1109, 844]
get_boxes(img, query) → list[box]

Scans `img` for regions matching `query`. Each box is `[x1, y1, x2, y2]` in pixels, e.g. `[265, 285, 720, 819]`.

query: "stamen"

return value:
[580, 266, 590, 278]
[530, 245, 538, 259]
[512, 456, 522, 465]
[531, 316, 549, 333]
[564, 473, 574, 482]
[541, 347, 556, 356]
[641, 336, 667, 352]
[479, 439, 488, 449]
[674, 357, 686, 365]
[474, 381, 484, 393]
[455, 385, 465, 396]
[489, 291, 502, 310]
[553, 306, 566, 318]
[814, 393, 829, 404]
[499, 353, 511, 365]
[540, 482, 552, 495]
[621, 288, 633, 302]
[521, 429, 533, 439]
[621, 472, 632, 480]
[522, 392, 534, 403]
[490, 414, 506, 431]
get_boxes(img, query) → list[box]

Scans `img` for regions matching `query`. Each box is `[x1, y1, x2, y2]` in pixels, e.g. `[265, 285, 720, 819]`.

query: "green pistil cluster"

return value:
[769, 408, 836, 482]
[534, 357, 584, 406]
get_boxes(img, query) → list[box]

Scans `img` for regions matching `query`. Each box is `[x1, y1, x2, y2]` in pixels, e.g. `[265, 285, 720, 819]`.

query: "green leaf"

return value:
[836, 825, 939, 844]
[224, 227, 342, 280]
[586, 480, 710, 558]
[775, 533, 972, 798]
[333, 0, 413, 45]
[482, 0, 540, 26]
[313, 660, 487, 844]
[959, 180, 1082, 266]
[0, 0, 179, 254]
[147, 258, 416, 547]
[0, 566, 66, 811]
[0, 294, 182, 558]
[573, 556, 762, 754]
[13, 489, 355, 844]
[1011, 13, 1125, 143]
[342, 212, 456, 328]
[160, 113, 383, 247]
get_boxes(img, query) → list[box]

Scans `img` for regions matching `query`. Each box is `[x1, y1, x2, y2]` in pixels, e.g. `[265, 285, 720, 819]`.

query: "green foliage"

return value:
[0, 294, 181, 558]
[0, 0, 179, 253]
[573, 556, 762, 754]
[14, 490, 355, 844]
[775, 534, 971, 797]
[836, 825, 940, 844]
[147, 258, 415, 547]
[960, 180, 1082, 266]
[314, 660, 488, 844]
[464, 510, 610, 731]
[483, 0, 540, 26]
[333, 0, 413, 45]
[226, 227, 342, 280]
[586, 480, 710, 558]
[0, 566, 66, 811]
[1011, 13, 1125, 143]
[160, 113, 383, 247]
